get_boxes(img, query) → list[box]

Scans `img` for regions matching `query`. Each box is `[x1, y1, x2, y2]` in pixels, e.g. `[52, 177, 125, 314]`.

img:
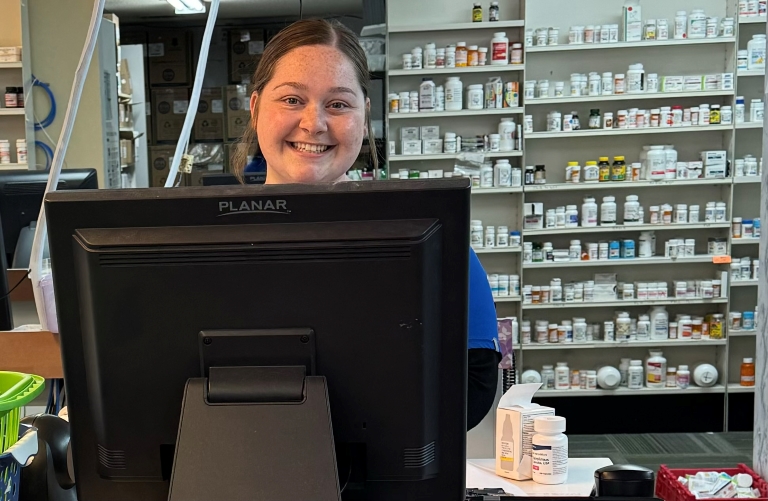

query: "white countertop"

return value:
[467, 457, 613, 496]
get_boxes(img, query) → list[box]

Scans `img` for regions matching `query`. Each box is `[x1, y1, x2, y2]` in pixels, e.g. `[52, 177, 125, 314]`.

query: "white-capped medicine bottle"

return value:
[627, 64, 645, 94]
[688, 9, 707, 39]
[471, 220, 483, 247]
[677, 365, 690, 389]
[491, 32, 509, 65]
[555, 362, 570, 389]
[581, 196, 598, 227]
[674, 11, 687, 39]
[531, 416, 568, 485]
[748, 34, 767, 70]
[628, 360, 644, 389]
[445, 76, 463, 111]
[601, 196, 617, 226]
[499, 118, 516, 152]
[494, 159, 512, 187]
[646, 350, 667, 388]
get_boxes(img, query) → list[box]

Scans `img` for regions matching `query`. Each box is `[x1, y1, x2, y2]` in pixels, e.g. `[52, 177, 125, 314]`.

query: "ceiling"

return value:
[105, 0, 363, 22]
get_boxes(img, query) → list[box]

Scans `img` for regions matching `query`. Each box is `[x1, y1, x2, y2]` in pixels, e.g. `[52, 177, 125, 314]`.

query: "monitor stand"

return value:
[168, 331, 341, 501]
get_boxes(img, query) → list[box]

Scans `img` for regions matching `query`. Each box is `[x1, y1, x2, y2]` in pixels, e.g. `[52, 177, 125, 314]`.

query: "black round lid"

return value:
[595, 464, 655, 481]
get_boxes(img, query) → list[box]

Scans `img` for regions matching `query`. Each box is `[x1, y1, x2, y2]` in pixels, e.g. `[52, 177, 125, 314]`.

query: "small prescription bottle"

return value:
[467, 45, 479, 66]
[741, 358, 755, 386]
[455, 42, 468, 67]
[531, 416, 568, 485]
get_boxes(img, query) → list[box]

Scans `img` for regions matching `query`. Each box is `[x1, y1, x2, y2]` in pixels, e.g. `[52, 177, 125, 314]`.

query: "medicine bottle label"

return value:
[532, 443, 568, 478]
[647, 362, 663, 384]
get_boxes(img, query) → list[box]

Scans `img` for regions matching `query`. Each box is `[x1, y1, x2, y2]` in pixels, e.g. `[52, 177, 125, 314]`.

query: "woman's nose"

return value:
[299, 104, 328, 136]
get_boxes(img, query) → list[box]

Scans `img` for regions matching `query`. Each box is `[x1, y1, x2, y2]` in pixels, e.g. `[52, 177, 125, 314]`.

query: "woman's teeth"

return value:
[292, 142, 330, 153]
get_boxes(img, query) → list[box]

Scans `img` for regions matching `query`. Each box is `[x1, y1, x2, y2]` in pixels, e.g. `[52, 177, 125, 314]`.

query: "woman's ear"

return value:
[250, 91, 259, 128]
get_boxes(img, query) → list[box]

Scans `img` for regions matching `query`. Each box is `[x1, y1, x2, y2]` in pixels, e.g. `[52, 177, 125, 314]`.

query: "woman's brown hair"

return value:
[231, 18, 376, 181]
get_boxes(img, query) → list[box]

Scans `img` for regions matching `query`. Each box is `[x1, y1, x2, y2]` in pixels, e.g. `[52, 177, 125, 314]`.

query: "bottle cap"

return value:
[533, 415, 566, 434]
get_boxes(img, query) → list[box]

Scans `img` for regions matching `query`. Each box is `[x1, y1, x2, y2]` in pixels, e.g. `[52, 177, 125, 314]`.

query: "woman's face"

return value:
[252, 44, 368, 184]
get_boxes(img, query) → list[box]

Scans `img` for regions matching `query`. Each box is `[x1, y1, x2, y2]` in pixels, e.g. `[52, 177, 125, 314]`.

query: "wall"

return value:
[28, 0, 107, 186]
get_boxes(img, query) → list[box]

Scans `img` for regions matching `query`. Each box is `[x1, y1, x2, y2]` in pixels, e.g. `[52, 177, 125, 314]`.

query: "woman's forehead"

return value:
[269, 45, 364, 95]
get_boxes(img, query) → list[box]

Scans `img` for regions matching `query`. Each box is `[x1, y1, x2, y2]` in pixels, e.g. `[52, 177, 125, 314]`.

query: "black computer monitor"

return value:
[45, 179, 470, 501]
[0, 168, 97, 265]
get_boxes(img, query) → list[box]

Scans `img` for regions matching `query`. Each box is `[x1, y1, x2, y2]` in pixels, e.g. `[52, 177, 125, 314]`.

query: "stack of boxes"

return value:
[141, 28, 265, 186]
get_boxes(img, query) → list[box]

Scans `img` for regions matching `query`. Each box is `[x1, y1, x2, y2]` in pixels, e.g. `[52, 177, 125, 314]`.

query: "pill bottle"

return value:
[531, 416, 568, 485]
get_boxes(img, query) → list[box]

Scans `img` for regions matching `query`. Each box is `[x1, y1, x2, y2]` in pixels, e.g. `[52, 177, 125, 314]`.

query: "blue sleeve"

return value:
[467, 248, 499, 351]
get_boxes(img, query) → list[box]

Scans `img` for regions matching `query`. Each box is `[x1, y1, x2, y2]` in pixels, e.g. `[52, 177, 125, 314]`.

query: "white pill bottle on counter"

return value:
[531, 416, 568, 485]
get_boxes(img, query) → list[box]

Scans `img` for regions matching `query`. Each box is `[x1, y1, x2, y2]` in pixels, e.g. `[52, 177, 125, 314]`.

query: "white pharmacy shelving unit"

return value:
[386, 0, 764, 433]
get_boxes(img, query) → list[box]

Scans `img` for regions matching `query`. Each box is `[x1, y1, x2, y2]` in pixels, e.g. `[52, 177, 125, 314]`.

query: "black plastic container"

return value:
[595, 465, 655, 497]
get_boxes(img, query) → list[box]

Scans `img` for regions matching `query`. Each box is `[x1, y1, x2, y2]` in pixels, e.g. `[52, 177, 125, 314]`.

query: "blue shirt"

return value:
[246, 160, 499, 352]
[467, 248, 499, 351]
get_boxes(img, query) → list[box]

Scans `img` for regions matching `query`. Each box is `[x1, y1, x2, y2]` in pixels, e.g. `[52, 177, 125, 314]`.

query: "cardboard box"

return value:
[421, 125, 440, 140]
[622, 2, 642, 42]
[523, 203, 544, 229]
[402, 140, 422, 155]
[120, 139, 134, 167]
[423, 139, 443, 154]
[0, 54, 21, 63]
[149, 145, 179, 187]
[0, 47, 22, 56]
[147, 31, 191, 86]
[119, 59, 133, 97]
[225, 85, 251, 140]
[152, 87, 189, 143]
[186, 164, 225, 186]
[194, 87, 225, 141]
[400, 126, 420, 141]
[662, 76, 684, 93]
[229, 29, 265, 83]
[495, 384, 555, 481]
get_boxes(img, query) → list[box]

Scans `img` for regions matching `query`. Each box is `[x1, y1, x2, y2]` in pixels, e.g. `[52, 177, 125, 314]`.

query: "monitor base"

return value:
[168, 367, 341, 501]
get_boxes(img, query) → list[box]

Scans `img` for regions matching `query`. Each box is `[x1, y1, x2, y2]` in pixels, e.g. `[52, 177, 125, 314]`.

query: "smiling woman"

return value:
[232, 19, 376, 184]
[233, 19, 500, 432]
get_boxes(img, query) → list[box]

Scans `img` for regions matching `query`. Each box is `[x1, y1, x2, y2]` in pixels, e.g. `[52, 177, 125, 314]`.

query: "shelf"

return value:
[389, 20, 525, 33]
[475, 246, 522, 254]
[737, 69, 765, 77]
[526, 90, 734, 106]
[521, 338, 727, 350]
[736, 122, 762, 129]
[472, 186, 523, 194]
[739, 15, 767, 23]
[0, 108, 24, 116]
[524, 178, 730, 192]
[0, 62, 22, 69]
[727, 384, 755, 394]
[534, 385, 726, 398]
[731, 238, 760, 245]
[527, 124, 733, 139]
[522, 297, 728, 310]
[733, 176, 762, 184]
[729, 330, 757, 337]
[389, 107, 524, 119]
[494, 296, 521, 303]
[389, 64, 525, 77]
[524, 222, 731, 236]
[526, 37, 736, 53]
[389, 151, 522, 162]
[523, 255, 717, 269]
[731, 279, 759, 287]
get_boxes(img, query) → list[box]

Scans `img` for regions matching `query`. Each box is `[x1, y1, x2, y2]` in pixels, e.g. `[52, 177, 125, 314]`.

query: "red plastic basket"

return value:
[656, 464, 768, 501]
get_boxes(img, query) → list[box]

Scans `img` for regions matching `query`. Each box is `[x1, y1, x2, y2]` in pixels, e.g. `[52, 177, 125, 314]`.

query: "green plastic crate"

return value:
[0, 372, 45, 454]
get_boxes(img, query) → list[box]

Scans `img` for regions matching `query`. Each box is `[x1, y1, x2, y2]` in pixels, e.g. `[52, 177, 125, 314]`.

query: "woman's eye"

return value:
[284, 97, 300, 105]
